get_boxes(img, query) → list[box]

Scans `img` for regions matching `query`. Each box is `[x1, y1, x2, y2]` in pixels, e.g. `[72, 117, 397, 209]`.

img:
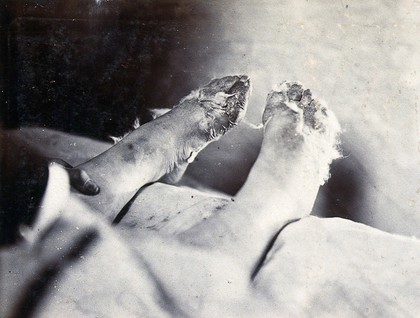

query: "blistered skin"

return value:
[183, 75, 250, 141]
[74, 75, 251, 221]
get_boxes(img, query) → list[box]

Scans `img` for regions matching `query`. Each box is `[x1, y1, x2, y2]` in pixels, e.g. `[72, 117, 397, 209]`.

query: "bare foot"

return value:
[260, 81, 341, 186]
[237, 81, 341, 225]
[178, 81, 341, 272]
[75, 75, 251, 220]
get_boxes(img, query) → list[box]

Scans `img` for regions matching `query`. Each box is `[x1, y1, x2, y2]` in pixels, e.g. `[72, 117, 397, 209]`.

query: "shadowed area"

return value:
[0, 0, 218, 139]
[1, 1, 419, 236]
[10, 228, 98, 318]
[0, 132, 49, 245]
[312, 152, 367, 222]
[0, 2, 419, 316]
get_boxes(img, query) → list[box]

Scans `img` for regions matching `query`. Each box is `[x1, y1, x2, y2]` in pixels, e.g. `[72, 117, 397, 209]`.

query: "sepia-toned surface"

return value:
[1, 1, 420, 317]
[2, 0, 419, 234]
[1, 158, 420, 317]
[185, 0, 420, 236]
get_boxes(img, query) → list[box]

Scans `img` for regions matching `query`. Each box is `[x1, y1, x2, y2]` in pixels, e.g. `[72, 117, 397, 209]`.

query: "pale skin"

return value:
[8, 77, 341, 316]
[4, 78, 420, 317]
[73, 78, 340, 283]
[75, 75, 251, 221]
[176, 81, 341, 274]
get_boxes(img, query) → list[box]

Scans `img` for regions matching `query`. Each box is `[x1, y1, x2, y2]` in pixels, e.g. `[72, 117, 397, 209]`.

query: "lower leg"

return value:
[74, 75, 250, 221]
[177, 82, 341, 273]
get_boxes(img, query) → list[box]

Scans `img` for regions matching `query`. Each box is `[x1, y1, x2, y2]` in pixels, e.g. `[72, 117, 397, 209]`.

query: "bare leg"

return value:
[177, 81, 341, 273]
[75, 75, 250, 220]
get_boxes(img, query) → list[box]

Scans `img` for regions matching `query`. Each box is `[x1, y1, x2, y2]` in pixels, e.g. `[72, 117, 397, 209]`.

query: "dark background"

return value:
[0, 0, 364, 227]
[2, 0, 418, 238]
[0, 0, 222, 244]
[0, 0, 217, 140]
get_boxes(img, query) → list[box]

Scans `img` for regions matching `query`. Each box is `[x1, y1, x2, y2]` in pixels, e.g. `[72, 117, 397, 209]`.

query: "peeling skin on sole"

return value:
[262, 80, 342, 184]
[211, 76, 250, 134]
[69, 75, 251, 223]
[287, 83, 304, 101]
[267, 81, 328, 131]
[186, 75, 250, 141]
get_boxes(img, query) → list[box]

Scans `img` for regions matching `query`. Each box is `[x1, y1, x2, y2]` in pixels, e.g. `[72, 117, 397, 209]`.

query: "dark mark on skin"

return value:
[121, 139, 153, 164]
[122, 148, 137, 164]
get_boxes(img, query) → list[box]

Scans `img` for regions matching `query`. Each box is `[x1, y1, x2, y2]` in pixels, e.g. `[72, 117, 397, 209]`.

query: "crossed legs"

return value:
[5, 77, 342, 316]
[111, 80, 341, 313]
[74, 75, 250, 220]
[177, 81, 341, 274]
[70, 77, 340, 278]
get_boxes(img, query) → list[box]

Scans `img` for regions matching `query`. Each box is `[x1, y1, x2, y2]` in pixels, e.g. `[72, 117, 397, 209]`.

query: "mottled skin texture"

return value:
[74, 75, 250, 221]
[1, 79, 420, 317]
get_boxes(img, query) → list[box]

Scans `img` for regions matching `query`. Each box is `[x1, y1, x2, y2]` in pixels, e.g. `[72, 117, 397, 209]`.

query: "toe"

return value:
[299, 89, 313, 106]
[263, 91, 294, 125]
[304, 99, 327, 131]
[287, 83, 304, 101]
